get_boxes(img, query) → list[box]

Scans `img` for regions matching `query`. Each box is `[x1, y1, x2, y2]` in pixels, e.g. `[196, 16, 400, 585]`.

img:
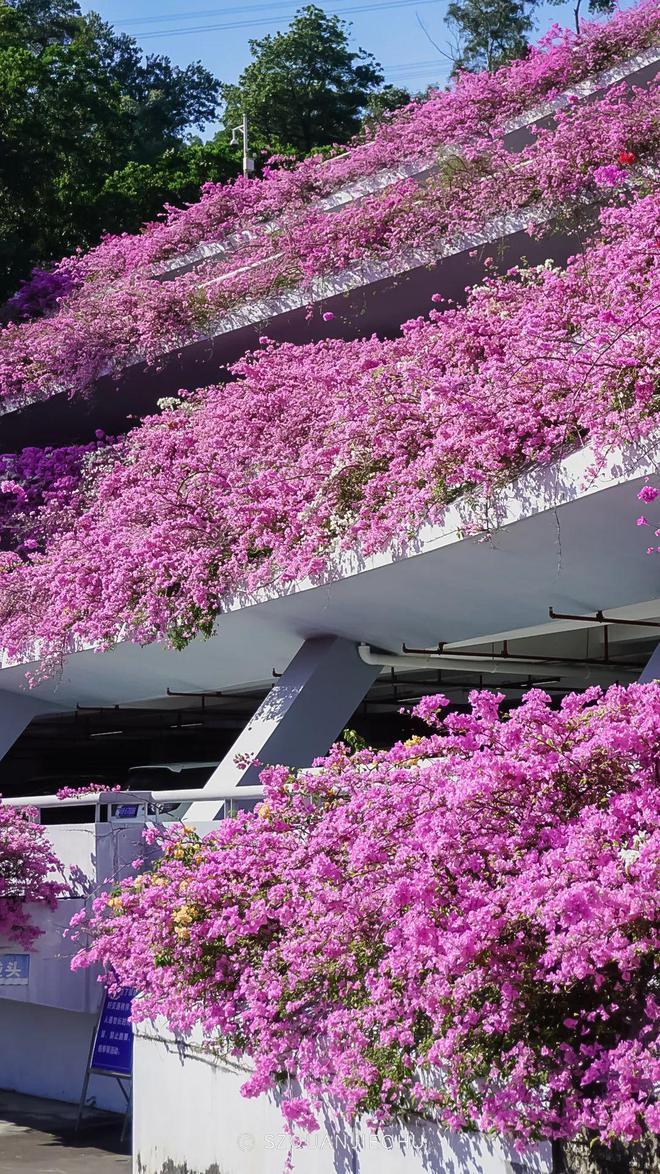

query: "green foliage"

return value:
[361, 84, 412, 131]
[340, 727, 368, 754]
[446, 0, 535, 74]
[546, 0, 616, 37]
[97, 138, 241, 236]
[446, 0, 618, 75]
[0, 0, 222, 300]
[221, 5, 385, 154]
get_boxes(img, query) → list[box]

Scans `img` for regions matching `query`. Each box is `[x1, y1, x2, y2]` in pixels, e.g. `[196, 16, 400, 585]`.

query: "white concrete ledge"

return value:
[133, 1020, 553, 1174]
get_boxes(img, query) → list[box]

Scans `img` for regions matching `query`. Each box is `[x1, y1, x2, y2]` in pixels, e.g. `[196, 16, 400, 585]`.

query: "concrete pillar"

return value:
[0, 691, 62, 762]
[639, 643, 660, 683]
[186, 637, 381, 819]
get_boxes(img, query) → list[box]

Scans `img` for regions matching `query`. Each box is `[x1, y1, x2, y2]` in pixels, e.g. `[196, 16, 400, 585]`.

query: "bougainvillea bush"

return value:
[0, 192, 657, 671]
[9, 0, 660, 303]
[71, 682, 660, 1146]
[0, 803, 64, 947]
[0, 436, 116, 554]
[0, 73, 657, 407]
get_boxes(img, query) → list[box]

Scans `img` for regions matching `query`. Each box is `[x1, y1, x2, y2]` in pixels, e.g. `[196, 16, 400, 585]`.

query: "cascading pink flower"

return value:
[0, 193, 657, 673]
[9, 0, 659, 312]
[0, 52, 657, 407]
[0, 802, 65, 948]
[70, 682, 660, 1147]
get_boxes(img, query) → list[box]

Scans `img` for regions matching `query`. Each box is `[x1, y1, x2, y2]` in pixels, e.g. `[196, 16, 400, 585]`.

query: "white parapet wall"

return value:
[0, 998, 126, 1112]
[133, 1021, 553, 1174]
[0, 817, 149, 1112]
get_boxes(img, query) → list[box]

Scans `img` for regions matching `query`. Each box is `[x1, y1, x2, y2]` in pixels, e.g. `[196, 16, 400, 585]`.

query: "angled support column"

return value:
[186, 637, 381, 820]
[0, 691, 64, 763]
[639, 643, 660, 683]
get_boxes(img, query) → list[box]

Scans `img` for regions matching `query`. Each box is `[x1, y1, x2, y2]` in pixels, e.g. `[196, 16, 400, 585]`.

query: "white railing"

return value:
[1, 786, 265, 817]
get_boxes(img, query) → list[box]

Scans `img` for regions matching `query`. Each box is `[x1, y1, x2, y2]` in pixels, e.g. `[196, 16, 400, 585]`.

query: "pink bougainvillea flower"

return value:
[70, 682, 660, 1149]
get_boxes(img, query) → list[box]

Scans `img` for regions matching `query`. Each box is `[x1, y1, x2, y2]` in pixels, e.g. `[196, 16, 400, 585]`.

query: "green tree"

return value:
[546, 0, 615, 36]
[0, 0, 222, 300]
[445, 0, 618, 75]
[361, 84, 412, 130]
[97, 136, 244, 235]
[446, 0, 535, 74]
[222, 5, 385, 154]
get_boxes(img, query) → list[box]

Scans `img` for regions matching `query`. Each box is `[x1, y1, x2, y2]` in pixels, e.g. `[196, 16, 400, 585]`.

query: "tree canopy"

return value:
[0, 0, 222, 300]
[221, 5, 386, 154]
[445, 0, 533, 73]
[445, 0, 617, 74]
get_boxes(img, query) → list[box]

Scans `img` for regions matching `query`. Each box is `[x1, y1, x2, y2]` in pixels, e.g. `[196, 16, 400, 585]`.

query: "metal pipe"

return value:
[399, 641, 639, 669]
[358, 644, 637, 682]
[548, 607, 660, 629]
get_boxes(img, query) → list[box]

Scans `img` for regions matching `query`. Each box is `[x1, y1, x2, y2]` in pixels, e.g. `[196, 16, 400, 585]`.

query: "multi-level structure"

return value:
[0, 5, 658, 1170]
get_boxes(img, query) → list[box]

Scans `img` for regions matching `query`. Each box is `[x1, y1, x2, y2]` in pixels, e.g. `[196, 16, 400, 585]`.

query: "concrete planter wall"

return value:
[0, 820, 150, 1112]
[133, 1021, 553, 1174]
[0, 897, 96, 1013]
[0, 998, 125, 1111]
[0, 819, 149, 1015]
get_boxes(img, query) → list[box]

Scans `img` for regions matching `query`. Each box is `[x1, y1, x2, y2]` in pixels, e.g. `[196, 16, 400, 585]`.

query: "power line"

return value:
[115, 0, 441, 26]
[130, 0, 445, 40]
[118, 1, 346, 24]
[384, 57, 449, 73]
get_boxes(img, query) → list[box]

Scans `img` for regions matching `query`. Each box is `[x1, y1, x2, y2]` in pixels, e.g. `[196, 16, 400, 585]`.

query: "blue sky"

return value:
[79, 0, 636, 134]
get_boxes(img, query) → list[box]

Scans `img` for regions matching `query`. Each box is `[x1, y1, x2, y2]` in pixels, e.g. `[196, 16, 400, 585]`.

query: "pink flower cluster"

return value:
[635, 483, 660, 550]
[0, 193, 657, 670]
[0, 68, 658, 406]
[0, 802, 64, 948]
[11, 0, 660, 301]
[0, 436, 115, 554]
[71, 682, 660, 1146]
[55, 783, 122, 800]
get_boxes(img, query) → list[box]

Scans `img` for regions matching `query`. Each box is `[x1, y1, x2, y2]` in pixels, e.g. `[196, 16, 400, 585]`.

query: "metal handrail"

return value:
[0, 786, 265, 811]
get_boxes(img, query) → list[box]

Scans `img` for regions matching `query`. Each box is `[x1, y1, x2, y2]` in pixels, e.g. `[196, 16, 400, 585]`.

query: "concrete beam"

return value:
[639, 643, 660, 683]
[185, 637, 380, 819]
[0, 691, 64, 763]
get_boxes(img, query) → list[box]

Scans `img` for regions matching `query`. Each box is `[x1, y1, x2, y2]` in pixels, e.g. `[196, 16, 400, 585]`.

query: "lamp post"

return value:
[230, 113, 253, 179]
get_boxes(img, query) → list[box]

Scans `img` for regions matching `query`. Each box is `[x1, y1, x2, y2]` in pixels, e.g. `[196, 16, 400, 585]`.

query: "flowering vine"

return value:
[0, 63, 657, 407]
[0, 193, 657, 672]
[0, 436, 116, 554]
[71, 682, 660, 1148]
[10, 0, 660, 308]
[0, 803, 64, 948]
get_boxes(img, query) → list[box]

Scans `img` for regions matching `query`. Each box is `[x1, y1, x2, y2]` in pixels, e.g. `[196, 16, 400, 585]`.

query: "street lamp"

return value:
[230, 113, 254, 179]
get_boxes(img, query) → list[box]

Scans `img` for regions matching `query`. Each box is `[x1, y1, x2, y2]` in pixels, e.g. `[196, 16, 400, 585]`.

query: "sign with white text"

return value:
[0, 953, 29, 986]
[90, 989, 134, 1077]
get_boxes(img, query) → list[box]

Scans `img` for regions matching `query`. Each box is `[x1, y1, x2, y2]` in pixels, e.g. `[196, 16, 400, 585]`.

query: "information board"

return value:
[90, 988, 134, 1077]
[0, 953, 29, 985]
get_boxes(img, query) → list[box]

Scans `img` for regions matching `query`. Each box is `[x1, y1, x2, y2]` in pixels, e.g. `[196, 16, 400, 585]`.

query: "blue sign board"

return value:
[114, 804, 140, 819]
[91, 989, 134, 1077]
[0, 953, 29, 986]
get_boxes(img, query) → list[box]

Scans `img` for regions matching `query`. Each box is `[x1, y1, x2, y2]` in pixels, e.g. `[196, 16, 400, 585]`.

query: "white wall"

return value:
[0, 820, 156, 1017]
[0, 897, 101, 1013]
[0, 820, 148, 1113]
[0, 999, 126, 1112]
[133, 1022, 553, 1174]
